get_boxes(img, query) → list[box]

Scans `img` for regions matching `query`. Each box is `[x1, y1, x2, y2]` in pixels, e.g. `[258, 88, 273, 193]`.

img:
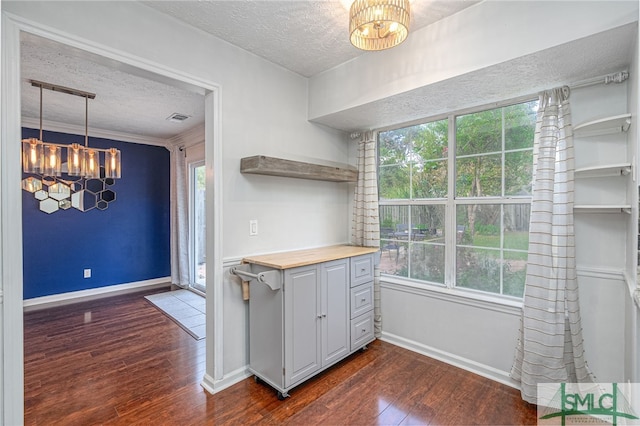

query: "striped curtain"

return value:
[351, 131, 381, 336]
[511, 87, 593, 403]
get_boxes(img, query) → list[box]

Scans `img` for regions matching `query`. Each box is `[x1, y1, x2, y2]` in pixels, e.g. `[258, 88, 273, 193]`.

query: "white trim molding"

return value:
[201, 366, 252, 395]
[23, 277, 171, 311]
[380, 332, 518, 389]
[167, 124, 205, 149]
[576, 265, 626, 281]
[21, 117, 168, 147]
[205, 88, 225, 389]
[2, 14, 26, 425]
[380, 278, 523, 316]
[381, 264, 627, 315]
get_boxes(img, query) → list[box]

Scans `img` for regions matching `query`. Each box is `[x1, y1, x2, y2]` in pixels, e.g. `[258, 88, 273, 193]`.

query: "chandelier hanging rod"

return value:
[29, 79, 96, 99]
[23, 140, 114, 154]
[30, 79, 94, 149]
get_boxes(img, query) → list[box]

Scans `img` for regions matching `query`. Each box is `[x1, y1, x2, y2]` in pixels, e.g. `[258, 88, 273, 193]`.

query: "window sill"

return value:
[380, 275, 523, 315]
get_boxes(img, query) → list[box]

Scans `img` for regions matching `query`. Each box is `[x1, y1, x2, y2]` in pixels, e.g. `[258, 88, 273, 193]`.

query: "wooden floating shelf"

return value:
[574, 113, 631, 137]
[240, 155, 358, 182]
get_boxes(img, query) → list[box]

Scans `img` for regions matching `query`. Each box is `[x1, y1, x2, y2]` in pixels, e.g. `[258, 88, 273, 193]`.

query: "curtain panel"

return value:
[351, 131, 382, 336]
[170, 145, 190, 287]
[511, 87, 593, 403]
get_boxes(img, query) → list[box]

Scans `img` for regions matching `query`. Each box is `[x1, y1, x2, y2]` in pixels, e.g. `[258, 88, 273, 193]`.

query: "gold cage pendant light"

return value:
[349, 0, 411, 51]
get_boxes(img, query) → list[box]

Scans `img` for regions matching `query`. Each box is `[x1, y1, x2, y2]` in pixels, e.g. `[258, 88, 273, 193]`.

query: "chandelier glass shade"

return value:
[21, 80, 122, 214]
[349, 0, 411, 51]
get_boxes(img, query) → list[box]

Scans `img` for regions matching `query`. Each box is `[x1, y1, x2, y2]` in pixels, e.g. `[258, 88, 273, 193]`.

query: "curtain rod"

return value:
[350, 70, 630, 138]
[569, 70, 628, 90]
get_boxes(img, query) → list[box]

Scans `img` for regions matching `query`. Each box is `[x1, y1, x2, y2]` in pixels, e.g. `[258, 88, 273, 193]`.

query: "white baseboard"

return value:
[201, 367, 252, 395]
[380, 331, 519, 389]
[23, 277, 171, 311]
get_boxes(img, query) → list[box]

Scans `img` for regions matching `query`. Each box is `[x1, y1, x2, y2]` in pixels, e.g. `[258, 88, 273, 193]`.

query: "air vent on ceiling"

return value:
[166, 112, 191, 123]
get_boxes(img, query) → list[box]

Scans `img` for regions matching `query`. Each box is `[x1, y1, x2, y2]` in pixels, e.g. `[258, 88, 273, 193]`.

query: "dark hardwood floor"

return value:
[24, 288, 537, 425]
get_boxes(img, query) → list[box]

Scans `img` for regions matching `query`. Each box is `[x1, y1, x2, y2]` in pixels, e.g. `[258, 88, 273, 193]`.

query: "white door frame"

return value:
[1, 13, 225, 424]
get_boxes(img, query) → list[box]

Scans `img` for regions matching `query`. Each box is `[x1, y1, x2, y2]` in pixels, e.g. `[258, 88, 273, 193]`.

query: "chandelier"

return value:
[21, 80, 121, 214]
[349, 0, 411, 51]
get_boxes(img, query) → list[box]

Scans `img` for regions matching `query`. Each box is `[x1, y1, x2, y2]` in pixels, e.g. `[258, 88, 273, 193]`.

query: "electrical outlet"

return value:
[249, 220, 258, 236]
[84, 268, 91, 278]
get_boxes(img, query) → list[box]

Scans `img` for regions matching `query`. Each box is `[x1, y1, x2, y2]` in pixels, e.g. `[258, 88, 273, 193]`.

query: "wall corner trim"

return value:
[201, 367, 251, 395]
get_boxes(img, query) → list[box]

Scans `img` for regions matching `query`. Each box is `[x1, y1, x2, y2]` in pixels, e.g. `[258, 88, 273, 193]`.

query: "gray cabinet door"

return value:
[321, 258, 350, 366]
[284, 265, 321, 387]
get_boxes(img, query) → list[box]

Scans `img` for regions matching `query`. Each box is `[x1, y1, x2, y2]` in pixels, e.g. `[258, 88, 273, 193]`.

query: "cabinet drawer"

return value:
[351, 254, 374, 287]
[350, 282, 373, 319]
[350, 311, 374, 351]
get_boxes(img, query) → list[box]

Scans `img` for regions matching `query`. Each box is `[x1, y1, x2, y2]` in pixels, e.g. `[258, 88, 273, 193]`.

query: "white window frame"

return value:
[188, 158, 206, 292]
[378, 96, 536, 302]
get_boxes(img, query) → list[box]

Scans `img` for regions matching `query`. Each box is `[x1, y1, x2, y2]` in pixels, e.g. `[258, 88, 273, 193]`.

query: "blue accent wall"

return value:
[22, 128, 171, 299]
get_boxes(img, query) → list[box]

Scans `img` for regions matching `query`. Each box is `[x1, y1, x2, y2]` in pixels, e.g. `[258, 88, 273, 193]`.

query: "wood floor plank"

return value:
[24, 288, 537, 425]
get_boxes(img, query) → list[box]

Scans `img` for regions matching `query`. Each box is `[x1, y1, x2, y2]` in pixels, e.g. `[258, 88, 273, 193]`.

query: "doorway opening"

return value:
[3, 17, 224, 421]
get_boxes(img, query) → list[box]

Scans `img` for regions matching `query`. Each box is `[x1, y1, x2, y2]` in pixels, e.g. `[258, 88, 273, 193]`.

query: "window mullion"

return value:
[500, 108, 506, 295]
[445, 114, 456, 289]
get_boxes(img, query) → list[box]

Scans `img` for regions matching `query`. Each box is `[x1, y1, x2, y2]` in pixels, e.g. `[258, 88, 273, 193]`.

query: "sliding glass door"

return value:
[190, 161, 206, 292]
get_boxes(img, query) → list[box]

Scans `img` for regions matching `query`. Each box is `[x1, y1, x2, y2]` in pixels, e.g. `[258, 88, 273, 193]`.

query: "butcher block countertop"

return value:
[242, 245, 379, 270]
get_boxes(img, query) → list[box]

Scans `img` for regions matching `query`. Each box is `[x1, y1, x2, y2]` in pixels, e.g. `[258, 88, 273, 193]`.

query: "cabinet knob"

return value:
[317, 314, 322, 319]
[322, 313, 327, 318]
[361, 298, 366, 302]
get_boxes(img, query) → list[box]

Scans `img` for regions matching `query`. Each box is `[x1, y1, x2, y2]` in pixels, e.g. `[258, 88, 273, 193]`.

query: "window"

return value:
[190, 161, 206, 292]
[378, 100, 537, 298]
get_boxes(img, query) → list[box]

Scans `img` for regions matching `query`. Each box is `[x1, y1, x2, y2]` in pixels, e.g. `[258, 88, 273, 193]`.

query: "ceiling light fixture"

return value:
[21, 80, 121, 214]
[349, 0, 411, 51]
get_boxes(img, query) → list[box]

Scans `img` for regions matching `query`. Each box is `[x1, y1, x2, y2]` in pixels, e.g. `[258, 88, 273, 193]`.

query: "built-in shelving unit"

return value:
[240, 155, 358, 182]
[574, 205, 632, 214]
[574, 113, 632, 215]
[574, 113, 632, 137]
[575, 163, 632, 178]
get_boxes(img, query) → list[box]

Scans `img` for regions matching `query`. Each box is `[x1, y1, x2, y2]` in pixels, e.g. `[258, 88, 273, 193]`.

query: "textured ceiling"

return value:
[142, 1, 479, 78]
[312, 23, 638, 132]
[20, 32, 205, 142]
[20, 1, 478, 140]
[19, 1, 636, 141]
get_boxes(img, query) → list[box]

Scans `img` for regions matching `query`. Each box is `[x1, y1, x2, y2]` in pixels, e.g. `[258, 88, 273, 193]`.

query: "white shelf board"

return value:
[574, 113, 631, 137]
[575, 163, 632, 178]
[574, 204, 631, 214]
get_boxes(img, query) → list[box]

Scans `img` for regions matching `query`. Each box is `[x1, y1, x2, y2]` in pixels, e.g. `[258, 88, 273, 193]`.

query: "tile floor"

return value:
[144, 289, 206, 339]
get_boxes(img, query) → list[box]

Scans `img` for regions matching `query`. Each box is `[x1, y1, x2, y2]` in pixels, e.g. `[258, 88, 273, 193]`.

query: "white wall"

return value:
[1, 0, 352, 409]
[625, 18, 640, 384]
[381, 283, 522, 385]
